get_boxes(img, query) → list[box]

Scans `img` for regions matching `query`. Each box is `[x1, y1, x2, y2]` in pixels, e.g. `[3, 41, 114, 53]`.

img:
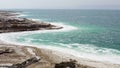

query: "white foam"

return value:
[45, 43, 120, 64]
[0, 22, 77, 37]
[15, 13, 28, 17]
[69, 43, 120, 55]
[0, 19, 78, 45]
[32, 18, 78, 31]
[18, 14, 27, 17]
[1, 33, 120, 64]
[42, 45, 120, 64]
[31, 19, 42, 21]
[0, 18, 120, 64]
[0, 19, 78, 46]
[1, 37, 120, 64]
[23, 44, 120, 64]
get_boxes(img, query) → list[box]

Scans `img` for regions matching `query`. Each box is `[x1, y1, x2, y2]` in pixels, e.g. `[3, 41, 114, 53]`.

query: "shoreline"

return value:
[1, 25, 120, 65]
[0, 10, 120, 68]
[1, 40, 120, 68]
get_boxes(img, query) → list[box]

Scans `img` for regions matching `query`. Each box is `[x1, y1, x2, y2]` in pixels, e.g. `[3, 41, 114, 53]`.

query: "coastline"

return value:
[1, 40, 120, 68]
[0, 10, 120, 68]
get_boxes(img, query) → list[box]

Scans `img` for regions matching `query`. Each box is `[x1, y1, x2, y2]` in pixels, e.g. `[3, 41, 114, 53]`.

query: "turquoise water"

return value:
[1, 9, 120, 63]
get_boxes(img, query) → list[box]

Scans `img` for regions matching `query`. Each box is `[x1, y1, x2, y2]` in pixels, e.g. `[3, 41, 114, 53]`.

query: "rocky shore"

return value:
[0, 11, 62, 33]
[0, 44, 120, 68]
[0, 10, 93, 68]
[0, 44, 94, 68]
[0, 10, 120, 68]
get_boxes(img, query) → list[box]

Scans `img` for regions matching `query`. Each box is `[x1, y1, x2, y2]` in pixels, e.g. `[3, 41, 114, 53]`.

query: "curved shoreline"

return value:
[1, 23, 120, 65]
[0, 10, 120, 68]
[1, 24, 120, 68]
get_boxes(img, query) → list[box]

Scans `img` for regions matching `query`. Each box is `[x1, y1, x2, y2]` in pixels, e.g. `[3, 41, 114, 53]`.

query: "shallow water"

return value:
[1, 9, 120, 64]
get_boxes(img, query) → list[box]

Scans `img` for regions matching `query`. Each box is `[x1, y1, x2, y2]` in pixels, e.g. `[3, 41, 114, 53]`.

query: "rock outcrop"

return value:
[0, 45, 41, 68]
[0, 11, 63, 33]
[10, 56, 40, 68]
[0, 47, 14, 54]
[55, 59, 77, 68]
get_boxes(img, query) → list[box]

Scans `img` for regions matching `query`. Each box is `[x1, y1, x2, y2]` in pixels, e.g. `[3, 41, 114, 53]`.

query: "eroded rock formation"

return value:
[55, 59, 77, 68]
[0, 47, 14, 54]
[0, 11, 63, 33]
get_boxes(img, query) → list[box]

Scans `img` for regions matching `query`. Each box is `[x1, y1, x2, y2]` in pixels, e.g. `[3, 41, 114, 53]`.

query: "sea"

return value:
[0, 9, 120, 64]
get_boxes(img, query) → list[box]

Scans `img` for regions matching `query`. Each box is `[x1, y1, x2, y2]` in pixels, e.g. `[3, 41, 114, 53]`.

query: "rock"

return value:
[10, 56, 41, 68]
[0, 11, 63, 33]
[55, 59, 77, 68]
[0, 48, 14, 54]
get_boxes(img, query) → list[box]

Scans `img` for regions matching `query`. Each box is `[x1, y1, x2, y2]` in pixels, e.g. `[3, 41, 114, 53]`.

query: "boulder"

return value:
[10, 56, 41, 68]
[55, 59, 77, 68]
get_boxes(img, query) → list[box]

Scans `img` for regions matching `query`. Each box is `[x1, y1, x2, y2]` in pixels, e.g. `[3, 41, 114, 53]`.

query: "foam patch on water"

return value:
[1, 35, 120, 64]
[31, 19, 43, 21]
[0, 17, 78, 44]
[1, 16, 120, 64]
[68, 43, 120, 55]
[32, 18, 78, 31]
[17, 14, 27, 17]
[14, 12, 28, 17]
[41, 44, 120, 64]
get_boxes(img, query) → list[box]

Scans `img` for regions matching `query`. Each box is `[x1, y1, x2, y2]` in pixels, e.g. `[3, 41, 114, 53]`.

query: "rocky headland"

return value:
[0, 11, 62, 33]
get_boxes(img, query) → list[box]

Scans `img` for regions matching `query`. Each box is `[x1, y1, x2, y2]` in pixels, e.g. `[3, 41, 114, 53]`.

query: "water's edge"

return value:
[0, 10, 120, 64]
